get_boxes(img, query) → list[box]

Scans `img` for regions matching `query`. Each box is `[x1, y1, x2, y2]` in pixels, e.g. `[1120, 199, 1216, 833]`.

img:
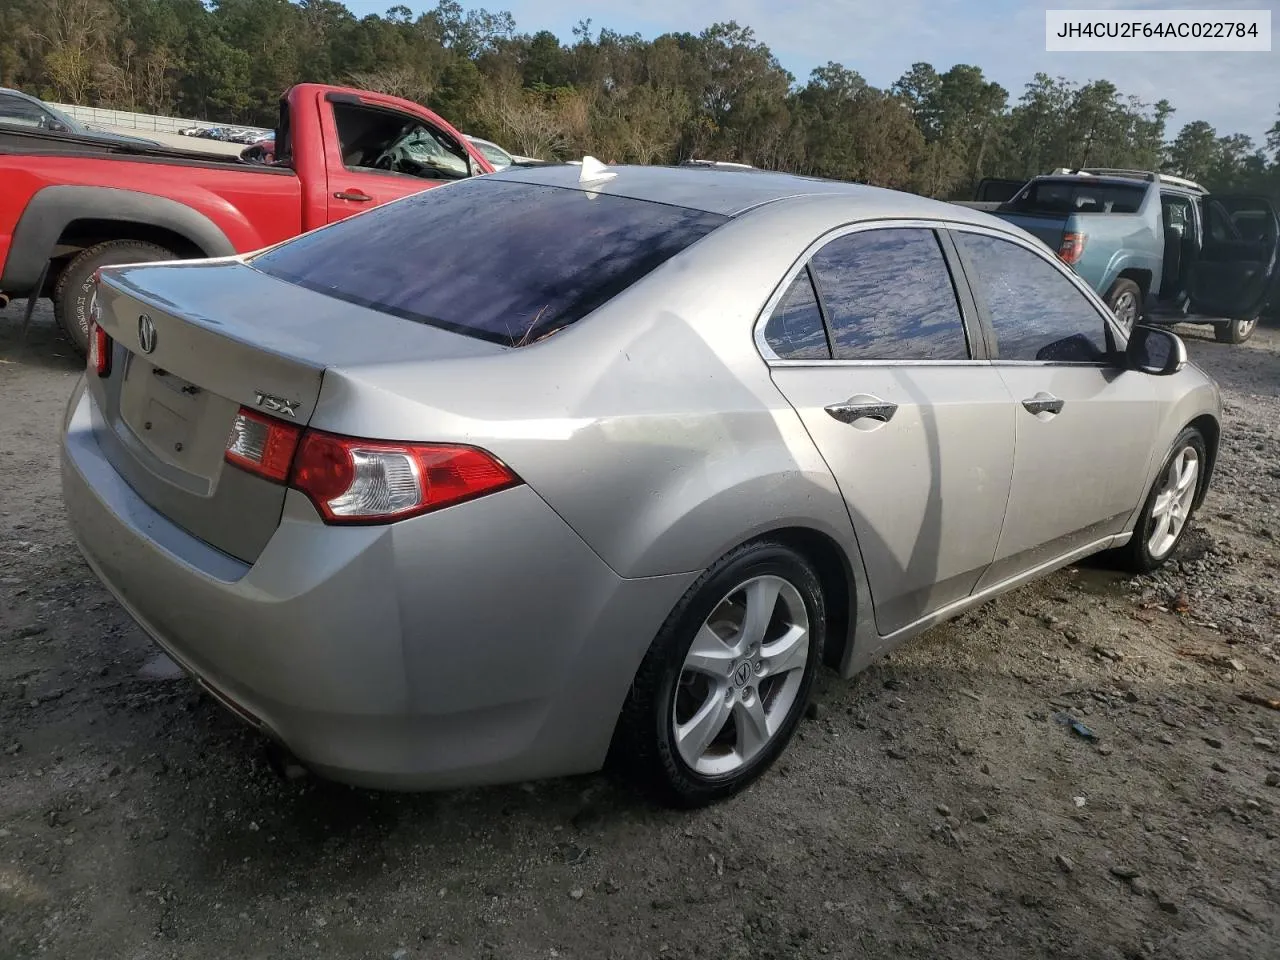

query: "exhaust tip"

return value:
[0, 293, 10, 310]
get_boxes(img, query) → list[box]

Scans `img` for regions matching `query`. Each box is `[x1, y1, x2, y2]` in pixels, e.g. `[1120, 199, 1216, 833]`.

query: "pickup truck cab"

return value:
[0, 83, 494, 353]
[981, 169, 1279, 344]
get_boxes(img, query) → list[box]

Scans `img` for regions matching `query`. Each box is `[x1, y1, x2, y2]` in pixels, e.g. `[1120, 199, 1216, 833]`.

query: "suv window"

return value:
[763, 268, 831, 359]
[807, 228, 970, 361]
[332, 102, 471, 180]
[955, 232, 1112, 363]
[251, 178, 727, 346]
[1010, 180, 1146, 215]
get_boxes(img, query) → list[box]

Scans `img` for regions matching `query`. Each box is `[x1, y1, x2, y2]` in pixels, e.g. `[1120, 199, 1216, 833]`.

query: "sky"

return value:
[345, 0, 1279, 148]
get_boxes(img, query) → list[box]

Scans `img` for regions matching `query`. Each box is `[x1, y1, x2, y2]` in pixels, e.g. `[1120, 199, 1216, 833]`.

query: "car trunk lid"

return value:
[87, 258, 506, 564]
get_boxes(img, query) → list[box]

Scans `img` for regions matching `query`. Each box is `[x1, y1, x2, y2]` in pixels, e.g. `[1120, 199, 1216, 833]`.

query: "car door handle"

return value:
[1021, 393, 1065, 416]
[333, 189, 373, 202]
[824, 397, 898, 425]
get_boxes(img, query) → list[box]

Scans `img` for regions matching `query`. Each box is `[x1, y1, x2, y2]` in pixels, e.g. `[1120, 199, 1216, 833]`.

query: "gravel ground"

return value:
[2, 302, 1278, 960]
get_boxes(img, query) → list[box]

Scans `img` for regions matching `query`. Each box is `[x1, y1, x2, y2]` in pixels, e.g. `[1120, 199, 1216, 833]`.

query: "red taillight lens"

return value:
[288, 430, 519, 524]
[224, 407, 302, 483]
[1058, 231, 1086, 266]
[86, 279, 111, 377]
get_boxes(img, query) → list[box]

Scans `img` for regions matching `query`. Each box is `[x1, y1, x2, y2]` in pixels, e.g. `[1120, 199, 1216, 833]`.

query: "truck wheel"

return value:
[1213, 317, 1257, 345]
[53, 241, 177, 355]
[1104, 279, 1142, 334]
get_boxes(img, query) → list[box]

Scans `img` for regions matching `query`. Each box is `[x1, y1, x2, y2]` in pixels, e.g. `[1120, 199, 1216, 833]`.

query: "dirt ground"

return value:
[2, 301, 1278, 960]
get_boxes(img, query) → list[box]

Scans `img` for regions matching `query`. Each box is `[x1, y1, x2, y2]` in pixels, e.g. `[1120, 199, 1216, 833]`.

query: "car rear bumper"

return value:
[60, 379, 697, 790]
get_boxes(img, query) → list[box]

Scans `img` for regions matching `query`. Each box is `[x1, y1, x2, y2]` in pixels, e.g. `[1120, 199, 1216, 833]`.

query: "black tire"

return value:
[611, 539, 826, 808]
[1104, 278, 1142, 332]
[1213, 316, 1258, 344]
[53, 240, 177, 355]
[1112, 426, 1207, 574]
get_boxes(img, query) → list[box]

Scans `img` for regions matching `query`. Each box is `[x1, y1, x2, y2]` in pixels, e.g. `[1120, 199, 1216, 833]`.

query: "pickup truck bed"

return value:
[0, 83, 493, 354]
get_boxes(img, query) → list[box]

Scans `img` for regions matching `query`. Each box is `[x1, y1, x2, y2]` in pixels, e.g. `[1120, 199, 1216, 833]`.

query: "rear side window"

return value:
[807, 228, 970, 361]
[1010, 180, 1146, 215]
[251, 179, 727, 346]
[763, 268, 830, 359]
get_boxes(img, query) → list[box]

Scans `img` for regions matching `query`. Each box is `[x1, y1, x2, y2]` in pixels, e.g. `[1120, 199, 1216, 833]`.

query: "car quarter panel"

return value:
[308, 202, 882, 582]
[63, 378, 697, 786]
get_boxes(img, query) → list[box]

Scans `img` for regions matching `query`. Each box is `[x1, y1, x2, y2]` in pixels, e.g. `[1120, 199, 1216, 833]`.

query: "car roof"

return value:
[0, 87, 40, 102]
[486, 162, 989, 223]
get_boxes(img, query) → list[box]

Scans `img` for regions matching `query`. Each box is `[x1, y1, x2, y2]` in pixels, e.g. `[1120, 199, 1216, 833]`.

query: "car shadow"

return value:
[0, 299, 83, 374]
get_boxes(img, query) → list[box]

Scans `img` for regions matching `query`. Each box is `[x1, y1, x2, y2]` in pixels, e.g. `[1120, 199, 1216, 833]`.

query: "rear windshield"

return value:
[250, 178, 727, 346]
[1008, 180, 1146, 215]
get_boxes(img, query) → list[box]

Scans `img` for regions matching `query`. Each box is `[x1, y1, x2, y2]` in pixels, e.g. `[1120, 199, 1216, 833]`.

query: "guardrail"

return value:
[47, 102, 270, 138]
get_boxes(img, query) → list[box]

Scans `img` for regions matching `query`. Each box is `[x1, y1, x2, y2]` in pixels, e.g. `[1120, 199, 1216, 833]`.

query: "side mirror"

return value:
[1125, 325, 1186, 376]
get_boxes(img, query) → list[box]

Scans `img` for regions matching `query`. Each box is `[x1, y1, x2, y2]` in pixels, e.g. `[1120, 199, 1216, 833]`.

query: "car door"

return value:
[949, 226, 1161, 590]
[762, 224, 1016, 636]
[1188, 195, 1280, 320]
[321, 95, 482, 223]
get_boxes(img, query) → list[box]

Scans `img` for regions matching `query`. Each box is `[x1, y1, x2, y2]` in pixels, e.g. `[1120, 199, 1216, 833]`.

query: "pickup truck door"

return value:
[1189, 195, 1280, 320]
[320, 92, 491, 224]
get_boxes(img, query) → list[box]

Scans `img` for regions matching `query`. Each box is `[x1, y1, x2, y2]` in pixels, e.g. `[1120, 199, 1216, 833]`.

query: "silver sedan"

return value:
[61, 162, 1221, 807]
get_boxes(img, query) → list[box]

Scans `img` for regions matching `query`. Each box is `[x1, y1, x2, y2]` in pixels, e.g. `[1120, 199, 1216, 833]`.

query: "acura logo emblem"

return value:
[137, 314, 157, 354]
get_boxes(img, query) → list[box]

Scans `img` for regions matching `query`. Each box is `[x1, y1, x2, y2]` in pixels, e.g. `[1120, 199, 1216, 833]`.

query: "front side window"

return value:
[332, 102, 471, 181]
[807, 228, 970, 361]
[251, 179, 727, 346]
[955, 231, 1112, 363]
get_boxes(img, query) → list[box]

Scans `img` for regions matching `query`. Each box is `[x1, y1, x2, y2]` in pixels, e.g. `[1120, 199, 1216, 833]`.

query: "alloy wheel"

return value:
[1148, 445, 1199, 559]
[671, 575, 809, 777]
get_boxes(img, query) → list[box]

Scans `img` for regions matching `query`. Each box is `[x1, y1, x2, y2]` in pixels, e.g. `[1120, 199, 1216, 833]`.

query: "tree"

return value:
[1167, 120, 1220, 181]
[2, 0, 1275, 200]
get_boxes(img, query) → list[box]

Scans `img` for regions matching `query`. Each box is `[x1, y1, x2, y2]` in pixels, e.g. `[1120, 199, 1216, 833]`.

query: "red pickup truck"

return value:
[0, 83, 494, 353]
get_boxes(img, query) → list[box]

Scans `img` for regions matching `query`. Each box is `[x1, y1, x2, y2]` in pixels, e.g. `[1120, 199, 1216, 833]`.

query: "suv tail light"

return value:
[86, 277, 111, 377]
[223, 410, 519, 524]
[1058, 231, 1086, 266]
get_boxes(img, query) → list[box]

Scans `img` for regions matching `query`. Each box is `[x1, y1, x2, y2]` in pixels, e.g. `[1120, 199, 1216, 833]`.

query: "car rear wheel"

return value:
[1213, 317, 1257, 344]
[1104, 278, 1142, 334]
[611, 540, 825, 808]
[53, 240, 177, 355]
[1113, 426, 1206, 573]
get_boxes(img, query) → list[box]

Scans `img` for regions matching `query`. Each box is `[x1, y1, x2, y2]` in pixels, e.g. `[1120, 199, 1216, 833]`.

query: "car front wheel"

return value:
[612, 540, 826, 808]
[1115, 426, 1206, 573]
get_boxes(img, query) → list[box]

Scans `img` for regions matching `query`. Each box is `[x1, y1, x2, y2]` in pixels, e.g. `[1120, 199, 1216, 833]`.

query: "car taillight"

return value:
[1058, 231, 1086, 266]
[288, 430, 519, 524]
[224, 407, 301, 483]
[86, 278, 111, 377]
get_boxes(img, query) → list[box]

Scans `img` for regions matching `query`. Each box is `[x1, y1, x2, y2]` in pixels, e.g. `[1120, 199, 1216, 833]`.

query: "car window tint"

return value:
[251, 179, 727, 347]
[956, 232, 1111, 363]
[1011, 180, 1146, 215]
[808, 228, 969, 361]
[763, 269, 830, 359]
[0, 95, 48, 128]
